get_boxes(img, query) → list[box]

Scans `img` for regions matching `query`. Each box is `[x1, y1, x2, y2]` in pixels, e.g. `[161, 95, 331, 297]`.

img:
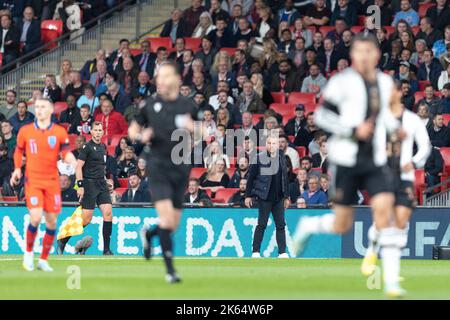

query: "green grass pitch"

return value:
[0, 255, 449, 299]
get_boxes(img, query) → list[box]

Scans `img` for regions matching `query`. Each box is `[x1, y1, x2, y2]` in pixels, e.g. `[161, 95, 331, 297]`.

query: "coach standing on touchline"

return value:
[245, 134, 291, 258]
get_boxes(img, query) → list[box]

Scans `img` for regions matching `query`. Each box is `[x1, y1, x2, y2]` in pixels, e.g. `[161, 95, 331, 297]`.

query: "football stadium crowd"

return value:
[0, 0, 450, 207]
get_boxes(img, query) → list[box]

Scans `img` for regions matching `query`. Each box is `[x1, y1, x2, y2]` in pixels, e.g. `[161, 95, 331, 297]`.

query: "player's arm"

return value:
[11, 129, 26, 186]
[128, 120, 153, 144]
[411, 117, 432, 170]
[75, 159, 86, 201]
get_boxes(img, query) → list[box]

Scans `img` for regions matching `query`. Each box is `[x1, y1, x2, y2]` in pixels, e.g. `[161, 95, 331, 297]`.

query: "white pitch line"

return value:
[0, 256, 335, 261]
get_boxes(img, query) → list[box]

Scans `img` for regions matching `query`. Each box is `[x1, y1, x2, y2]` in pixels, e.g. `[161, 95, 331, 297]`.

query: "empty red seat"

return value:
[443, 114, 450, 126]
[295, 146, 307, 158]
[271, 92, 286, 103]
[440, 148, 450, 174]
[107, 145, 116, 156]
[287, 93, 316, 105]
[114, 188, 127, 197]
[214, 188, 239, 203]
[0, 53, 3, 67]
[252, 113, 264, 126]
[319, 26, 335, 37]
[384, 26, 395, 37]
[351, 26, 364, 34]
[270, 103, 296, 119]
[41, 20, 63, 50]
[130, 48, 142, 56]
[419, 3, 435, 17]
[147, 37, 172, 52]
[118, 178, 128, 188]
[189, 167, 207, 179]
[357, 15, 366, 26]
[184, 37, 202, 51]
[68, 134, 78, 149]
[2, 196, 18, 202]
[54, 102, 68, 118]
[418, 80, 431, 91]
[414, 169, 426, 205]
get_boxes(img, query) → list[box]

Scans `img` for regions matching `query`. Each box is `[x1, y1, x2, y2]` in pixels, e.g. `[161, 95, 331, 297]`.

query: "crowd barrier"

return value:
[0, 205, 448, 259]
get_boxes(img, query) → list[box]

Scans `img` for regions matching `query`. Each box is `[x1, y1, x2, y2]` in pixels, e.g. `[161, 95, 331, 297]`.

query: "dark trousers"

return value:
[252, 198, 287, 255]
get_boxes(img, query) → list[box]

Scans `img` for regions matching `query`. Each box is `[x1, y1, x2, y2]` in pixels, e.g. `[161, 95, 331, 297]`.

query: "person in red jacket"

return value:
[94, 99, 128, 139]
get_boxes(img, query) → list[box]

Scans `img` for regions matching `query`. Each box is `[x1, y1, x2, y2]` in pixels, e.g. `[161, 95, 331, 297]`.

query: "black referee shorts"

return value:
[81, 179, 112, 210]
[330, 164, 393, 206]
[147, 163, 190, 209]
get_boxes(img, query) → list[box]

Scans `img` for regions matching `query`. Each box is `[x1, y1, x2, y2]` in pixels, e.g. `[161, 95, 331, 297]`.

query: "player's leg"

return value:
[252, 200, 271, 257]
[37, 212, 58, 272]
[99, 203, 113, 255]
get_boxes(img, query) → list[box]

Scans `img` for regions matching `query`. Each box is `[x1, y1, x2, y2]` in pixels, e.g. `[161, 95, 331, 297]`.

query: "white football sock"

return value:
[367, 224, 379, 252]
[303, 214, 335, 234]
[379, 228, 402, 288]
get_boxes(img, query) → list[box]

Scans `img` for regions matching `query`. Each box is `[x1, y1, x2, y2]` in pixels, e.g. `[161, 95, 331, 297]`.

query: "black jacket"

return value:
[120, 186, 152, 203]
[0, 156, 13, 184]
[134, 52, 156, 78]
[62, 188, 78, 202]
[284, 117, 306, 137]
[425, 147, 444, 177]
[17, 18, 41, 53]
[160, 18, 190, 39]
[426, 2, 450, 31]
[0, 25, 20, 57]
[245, 150, 290, 201]
[428, 125, 450, 148]
[230, 191, 246, 207]
[183, 189, 211, 203]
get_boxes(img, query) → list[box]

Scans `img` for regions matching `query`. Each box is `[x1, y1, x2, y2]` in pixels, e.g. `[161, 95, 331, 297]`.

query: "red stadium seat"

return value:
[384, 26, 395, 37]
[414, 91, 442, 102]
[110, 134, 124, 147]
[0, 53, 3, 67]
[271, 92, 286, 103]
[54, 102, 68, 118]
[419, 3, 435, 17]
[118, 178, 128, 188]
[440, 148, 450, 174]
[2, 196, 18, 202]
[83, 133, 92, 141]
[220, 47, 237, 56]
[304, 102, 318, 114]
[229, 156, 237, 168]
[214, 188, 239, 203]
[114, 188, 127, 197]
[68, 134, 78, 149]
[101, 135, 109, 145]
[130, 49, 142, 56]
[41, 20, 63, 50]
[411, 26, 420, 36]
[59, 123, 70, 131]
[319, 26, 335, 37]
[189, 167, 207, 179]
[418, 80, 431, 91]
[350, 26, 364, 34]
[270, 103, 296, 119]
[203, 188, 213, 199]
[252, 113, 264, 126]
[295, 146, 307, 158]
[147, 37, 172, 52]
[287, 92, 316, 105]
[306, 26, 316, 34]
[357, 15, 366, 26]
[414, 169, 426, 205]
[288, 135, 295, 143]
[107, 145, 116, 156]
[443, 114, 450, 126]
[184, 37, 202, 51]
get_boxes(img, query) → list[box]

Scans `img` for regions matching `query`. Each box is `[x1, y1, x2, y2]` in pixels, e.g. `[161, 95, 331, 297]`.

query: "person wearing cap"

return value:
[284, 104, 307, 137]
[395, 60, 419, 94]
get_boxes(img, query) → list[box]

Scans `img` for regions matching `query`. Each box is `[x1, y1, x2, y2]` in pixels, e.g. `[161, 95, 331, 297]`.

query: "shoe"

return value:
[361, 247, 378, 277]
[75, 236, 93, 255]
[292, 217, 313, 257]
[251, 252, 261, 258]
[37, 259, 53, 272]
[278, 253, 289, 258]
[140, 225, 152, 260]
[56, 239, 66, 255]
[385, 284, 407, 299]
[22, 251, 34, 272]
[165, 273, 182, 284]
[103, 250, 114, 255]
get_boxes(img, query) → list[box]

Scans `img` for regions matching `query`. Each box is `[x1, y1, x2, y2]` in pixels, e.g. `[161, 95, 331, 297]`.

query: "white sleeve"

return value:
[412, 115, 431, 169]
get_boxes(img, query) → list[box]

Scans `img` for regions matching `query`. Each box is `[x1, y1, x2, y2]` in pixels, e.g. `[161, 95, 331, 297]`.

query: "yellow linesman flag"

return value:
[57, 206, 84, 240]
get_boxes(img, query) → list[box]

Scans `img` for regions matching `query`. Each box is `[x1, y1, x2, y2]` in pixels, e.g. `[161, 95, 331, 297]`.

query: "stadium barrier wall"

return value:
[0, 206, 448, 259]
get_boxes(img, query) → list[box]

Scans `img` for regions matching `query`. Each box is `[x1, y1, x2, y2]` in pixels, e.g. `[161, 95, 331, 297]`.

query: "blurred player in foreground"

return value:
[292, 34, 407, 297]
[11, 98, 76, 272]
[361, 81, 431, 284]
[128, 62, 197, 283]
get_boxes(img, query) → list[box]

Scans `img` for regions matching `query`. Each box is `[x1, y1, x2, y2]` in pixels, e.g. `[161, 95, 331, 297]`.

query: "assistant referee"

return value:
[128, 62, 197, 283]
[57, 121, 114, 255]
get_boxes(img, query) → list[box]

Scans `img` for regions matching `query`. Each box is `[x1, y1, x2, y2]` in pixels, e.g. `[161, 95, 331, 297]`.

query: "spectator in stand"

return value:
[18, 6, 41, 57]
[108, 38, 130, 71]
[428, 113, 450, 147]
[57, 59, 73, 90]
[269, 59, 300, 93]
[424, 146, 444, 191]
[1, 120, 15, 158]
[120, 171, 151, 203]
[59, 94, 79, 126]
[301, 63, 327, 98]
[118, 57, 139, 96]
[161, 8, 190, 43]
[399, 79, 415, 111]
[292, 18, 312, 47]
[432, 26, 450, 60]
[416, 101, 432, 129]
[438, 64, 450, 91]
[426, 0, 450, 32]
[289, 168, 308, 202]
[124, 93, 145, 124]
[440, 83, 450, 113]
[179, 49, 194, 84]
[251, 72, 273, 106]
[81, 49, 106, 81]
[216, 107, 234, 129]
[191, 71, 213, 100]
[234, 16, 255, 44]
[150, 46, 169, 78]
[284, 104, 306, 137]
[9, 101, 34, 134]
[77, 84, 100, 114]
[70, 104, 93, 135]
[308, 129, 327, 155]
[199, 158, 230, 191]
[301, 175, 327, 206]
[95, 99, 127, 138]
[288, 37, 307, 69]
[232, 49, 250, 76]
[192, 11, 215, 38]
[106, 82, 131, 114]
[373, 0, 393, 26]
[117, 146, 137, 178]
[64, 71, 84, 100]
[294, 112, 318, 150]
[71, 135, 86, 159]
[184, 177, 212, 204]
[330, 0, 357, 26]
[0, 12, 20, 69]
[236, 80, 267, 114]
[168, 37, 186, 64]
[416, 84, 442, 117]
[439, 44, 450, 71]
[279, 134, 300, 169]
[320, 173, 329, 196]
[317, 38, 340, 76]
[395, 61, 419, 94]
[336, 29, 352, 61]
[303, 0, 331, 27]
[134, 40, 156, 76]
[54, 0, 82, 35]
[183, 0, 206, 36]
[392, 0, 419, 27]
[276, 0, 300, 25]
[416, 17, 443, 50]
[0, 143, 12, 184]
[228, 155, 250, 188]
[0, 89, 17, 119]
[254, 5, 276, 43]
[231, 178, 248, 207]
[209, 0, 230, 24]
[114, 137, 131, 162]
[41, 74, 62, 102]
[79, 0, 104, 24]
[418, 49, 444, 90]
[60, 174, 77, 202]
[89, 59, 108, 90]
[312, 140, 328, 172]
[278, 28, 295, 54]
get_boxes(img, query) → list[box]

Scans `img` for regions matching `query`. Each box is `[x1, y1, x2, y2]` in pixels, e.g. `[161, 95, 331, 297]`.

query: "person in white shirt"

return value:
[279, 134, 300, 170]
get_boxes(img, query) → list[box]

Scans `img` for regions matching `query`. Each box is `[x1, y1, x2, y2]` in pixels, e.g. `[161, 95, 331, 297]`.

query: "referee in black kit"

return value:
[245, 133, 291, 258]
[128, 62, 197, 283]
[57, 121, 114, 255]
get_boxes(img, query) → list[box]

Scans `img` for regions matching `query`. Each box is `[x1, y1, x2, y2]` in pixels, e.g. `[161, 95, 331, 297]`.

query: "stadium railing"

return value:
[422, 178, 450, 207]
[0, 0, 177, 101]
